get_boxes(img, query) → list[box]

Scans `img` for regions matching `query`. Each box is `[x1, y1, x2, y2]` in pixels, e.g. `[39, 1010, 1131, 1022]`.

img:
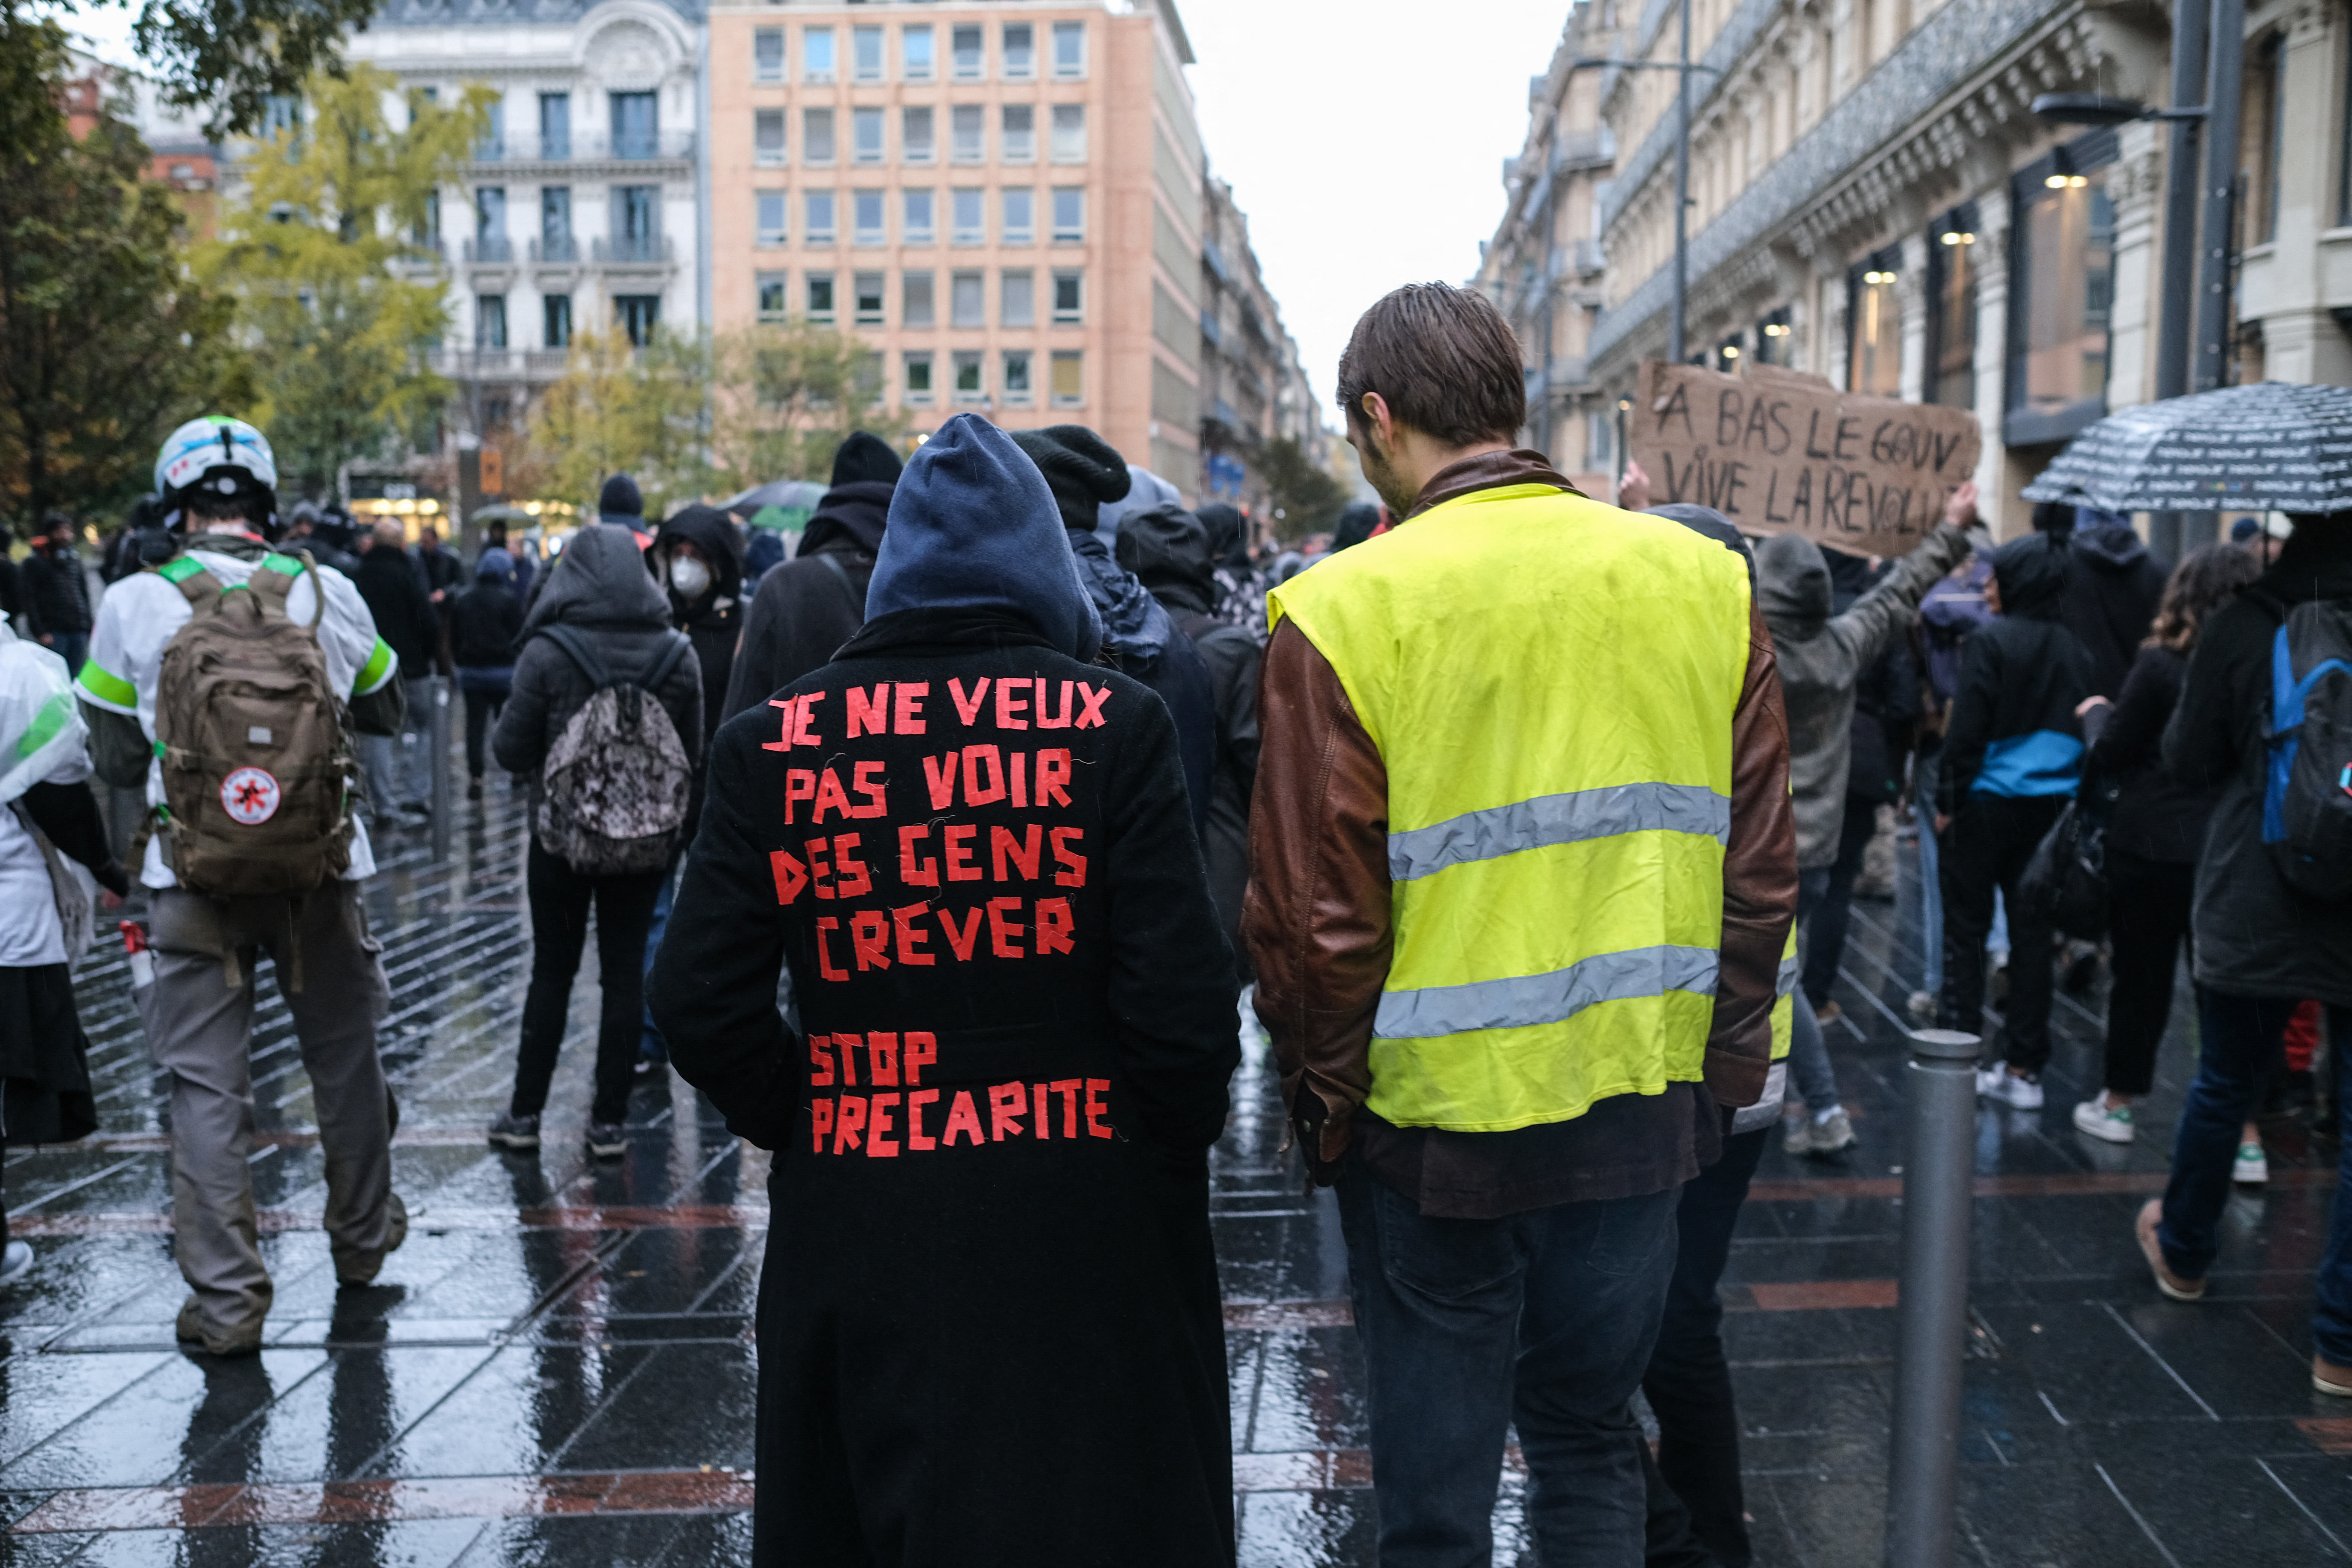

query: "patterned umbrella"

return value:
[2021, 382, 2352, 514]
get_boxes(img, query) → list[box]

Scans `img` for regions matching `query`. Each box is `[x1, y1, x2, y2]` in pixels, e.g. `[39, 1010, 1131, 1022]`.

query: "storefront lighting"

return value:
[1762, 323, 1789, 337]
[2045, 173, 2069, 189]
[1940, 230, 1978, 246]
[1721, 345, 1740, 358]
[2067, 175, 2088, 188]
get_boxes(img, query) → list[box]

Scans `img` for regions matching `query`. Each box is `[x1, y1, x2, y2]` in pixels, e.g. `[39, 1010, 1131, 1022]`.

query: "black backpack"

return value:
[2262, 598, 2352, 901]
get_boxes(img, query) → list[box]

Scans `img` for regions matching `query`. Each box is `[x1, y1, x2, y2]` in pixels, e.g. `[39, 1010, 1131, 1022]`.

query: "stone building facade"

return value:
[1199, 170, 1325, 518]
[1490, 0, 2352, 539]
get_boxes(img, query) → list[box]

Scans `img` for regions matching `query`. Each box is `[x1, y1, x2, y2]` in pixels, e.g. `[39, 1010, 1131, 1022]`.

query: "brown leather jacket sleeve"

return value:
[1242, 619, 1389, 1165]
[1709, 596, 1799, 1107]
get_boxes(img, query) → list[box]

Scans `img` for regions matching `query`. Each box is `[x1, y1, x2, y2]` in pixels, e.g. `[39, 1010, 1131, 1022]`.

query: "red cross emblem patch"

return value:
[220, 766, 281, 826]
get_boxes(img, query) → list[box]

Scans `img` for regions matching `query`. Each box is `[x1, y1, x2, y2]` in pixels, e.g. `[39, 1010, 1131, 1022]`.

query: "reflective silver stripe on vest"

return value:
[1777, 954, 1801, 997]
[1373, 944, 1722, 1040]
[1387, 782, 1731, 883]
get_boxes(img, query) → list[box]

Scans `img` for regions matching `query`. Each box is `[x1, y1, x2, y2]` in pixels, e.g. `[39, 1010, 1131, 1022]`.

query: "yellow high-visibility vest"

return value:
[1270, 482, 1761, 1132]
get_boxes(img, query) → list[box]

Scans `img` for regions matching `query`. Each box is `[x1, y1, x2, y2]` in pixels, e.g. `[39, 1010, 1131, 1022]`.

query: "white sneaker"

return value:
[0, 1240, 32, 1289]
[2233, 1141, 2269, 1185]
[2072, 1097, 2135, 1144]
[1976, 1063, 2044, 1110]
[1906, 990, 1938, 1023]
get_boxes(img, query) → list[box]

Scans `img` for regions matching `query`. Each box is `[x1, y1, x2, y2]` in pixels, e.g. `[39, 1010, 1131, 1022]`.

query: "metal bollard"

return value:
[1884, 1026, 1982, 1568]
[429, 675, 453, 863]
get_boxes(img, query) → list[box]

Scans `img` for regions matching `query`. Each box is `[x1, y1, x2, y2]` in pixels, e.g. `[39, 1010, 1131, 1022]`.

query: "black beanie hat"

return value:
[599, 473, 643, 517]
[830, 431, 905, 489]
[1009, 425, 1131, 533]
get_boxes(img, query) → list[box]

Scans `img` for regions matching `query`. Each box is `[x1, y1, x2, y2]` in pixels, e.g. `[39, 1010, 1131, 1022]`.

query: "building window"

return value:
[1052, 22, 1086, 78]
[854, 270, 885, 325]
[903, 24, 934, 81]
[1050, 350, 1083, 406]
[804, 26, 835, 83]
[476, 185, 506, 237]
[1002, 104, 1036, 163]
[806, 272, 836, 323]
[757, 190, 787, 247]
[754, 28, 784, 83]
[609, 91, 657, 159]
[1846, 246, 1900, 397]
[1003, 23, 1035, 80]
[952, 23, 984, 79]
[853, 107, 884, 165]
[805, 189, 837, 245]
[2006, 130, 2118, 446]
[1001, 187, 1035, 245]
[857, 352, 884, 403]
[952, 187, 985, 245]
[854, 189, 886, 246]
[902, 106, 935, 164]
[2260, 33, 2286, 244]
[757, 273, 787, 323]
[953, 351, 985, 401]
[543, 293, 571, 348]
[804, 107, 836, 165]
[477, 294, 507, 349]
[1052, 269, 1084, 324]
[951, 104, 984, 163]
[538, 92, 570, 159]
[903, 270, 936, 328]
[1753, 307, 1792, 368]
[1051, 188, 1085, 243]
[951, 269, 986, 328]
[906, 352, 935, 404]
[1926, 206, 1978, 409]
[1003, 350, 1033, 403]
[615, 294, 660, 347]
[755, 109, 786, 166]
[903, 188, 936, 245]
[853, 24, 884, 83]
[615, 183, 657, 251]
[1050, 105, 1086, 163]
[539, 186, 574, 261]
[479, 96, 506, 160]
[1001, 268, 1035, 326]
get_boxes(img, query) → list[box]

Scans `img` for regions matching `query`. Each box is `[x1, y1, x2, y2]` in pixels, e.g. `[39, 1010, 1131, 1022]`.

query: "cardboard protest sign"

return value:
[1629, 360, 1981, 556]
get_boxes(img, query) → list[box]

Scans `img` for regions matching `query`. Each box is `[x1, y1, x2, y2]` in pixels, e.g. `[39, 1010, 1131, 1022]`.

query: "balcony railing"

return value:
[530, 236, 581, 264]
[1551, 127, 1616, 175]
[593, 234, 675, 265]
[427, 348, 575, 381]
[469, 131, 696, 164]
[461, 236, 514, 264]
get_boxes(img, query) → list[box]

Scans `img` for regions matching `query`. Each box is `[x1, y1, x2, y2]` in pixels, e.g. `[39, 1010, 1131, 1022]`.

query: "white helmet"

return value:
[156, 416, 277, 508]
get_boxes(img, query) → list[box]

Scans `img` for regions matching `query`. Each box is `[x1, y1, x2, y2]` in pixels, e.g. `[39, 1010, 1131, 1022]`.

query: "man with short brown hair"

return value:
[1245, 282, 1796, 1565]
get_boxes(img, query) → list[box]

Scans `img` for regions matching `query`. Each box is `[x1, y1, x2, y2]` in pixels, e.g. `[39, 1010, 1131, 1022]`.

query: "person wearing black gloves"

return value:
[651, 413, 1239, 1566]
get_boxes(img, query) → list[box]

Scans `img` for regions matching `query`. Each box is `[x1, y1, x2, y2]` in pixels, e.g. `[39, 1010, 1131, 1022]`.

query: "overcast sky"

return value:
[52, 0, 1570, 428]
[1178, 0, 1572, 421]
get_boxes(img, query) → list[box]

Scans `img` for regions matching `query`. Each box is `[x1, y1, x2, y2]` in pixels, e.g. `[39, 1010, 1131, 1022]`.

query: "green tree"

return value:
[525, 329, 714, 518]
[198, 66, 489, 501]
[1257, 434, 1346, 543]
[43, 0, 381, 137]
[0, 10, 251, 528]
[706, 320, 904, 493]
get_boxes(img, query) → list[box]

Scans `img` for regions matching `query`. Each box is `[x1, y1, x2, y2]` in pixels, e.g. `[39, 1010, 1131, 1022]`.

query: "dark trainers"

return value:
[335, 1192, 408, 1286]
[488, 1112, 540, 1152]
[585, 1122, 627, 1159]
[175, 1296, 263, 1357]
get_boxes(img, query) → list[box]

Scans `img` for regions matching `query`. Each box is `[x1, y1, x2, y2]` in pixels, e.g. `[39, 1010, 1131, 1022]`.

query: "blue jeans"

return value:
[1788, 869, 1841, 1113]
[50, 632, 87, 678]
[638, 858, 678, 1061]
[2159, 992, 2352, 1358]
[1337, 1162, 1680, 1568]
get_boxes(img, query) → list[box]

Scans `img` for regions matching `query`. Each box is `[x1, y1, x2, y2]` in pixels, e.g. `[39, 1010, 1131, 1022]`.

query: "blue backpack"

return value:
[2262, 597, 2352, 901]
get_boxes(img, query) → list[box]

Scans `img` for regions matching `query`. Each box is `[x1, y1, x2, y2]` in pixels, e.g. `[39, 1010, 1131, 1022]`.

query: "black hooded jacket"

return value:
[655, 505, 746, 750]
[355, 545, 441, 683]
[2164, 521, 2352, 1004]
[2055, 520, 2166, 699]
[721, 480, 893, 723]
[1939, 534, 2095, 815]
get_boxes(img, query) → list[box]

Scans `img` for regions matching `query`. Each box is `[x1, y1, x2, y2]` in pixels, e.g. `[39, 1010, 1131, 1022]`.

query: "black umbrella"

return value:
[2020, 382, 2352, 515]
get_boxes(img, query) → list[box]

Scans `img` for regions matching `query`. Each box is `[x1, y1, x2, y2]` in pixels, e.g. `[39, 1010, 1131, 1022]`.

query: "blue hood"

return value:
[865, 413, 1104, 661]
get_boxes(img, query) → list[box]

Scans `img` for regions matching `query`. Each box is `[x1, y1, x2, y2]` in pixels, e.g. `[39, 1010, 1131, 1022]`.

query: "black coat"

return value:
[2061, 524, 2166, 700]
[2082, 645, 2210, 864]
[1939, 543, 2095, 815]
[450, 579, 523, 669]
[354, 547, 440, 684]
[650, 607, 1237, 1565]
[655, 505, 748, 750]
[720, 481, 893, 723]
[2164, 523, 2352, 1005]
[19, 545, 90, 638]
[1173, 608, 1259, 977]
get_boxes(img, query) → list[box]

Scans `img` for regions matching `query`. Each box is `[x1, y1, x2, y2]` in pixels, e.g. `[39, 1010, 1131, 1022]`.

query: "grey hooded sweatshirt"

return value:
[1755, 522, 1972, 867]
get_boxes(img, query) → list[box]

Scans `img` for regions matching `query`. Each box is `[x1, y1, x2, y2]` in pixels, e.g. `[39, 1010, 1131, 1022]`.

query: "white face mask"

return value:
[668, 556, 712, 599]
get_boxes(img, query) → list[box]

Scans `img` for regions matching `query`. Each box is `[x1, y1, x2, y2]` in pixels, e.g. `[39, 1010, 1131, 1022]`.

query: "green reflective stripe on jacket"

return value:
[1387, 781, 1730, 882]
[76, 661, 136, 709]
[13, 690, 73, 760]
[157, 556, 207, 583]
[355, 637, 397, 694]
[261, 553, 305, 576]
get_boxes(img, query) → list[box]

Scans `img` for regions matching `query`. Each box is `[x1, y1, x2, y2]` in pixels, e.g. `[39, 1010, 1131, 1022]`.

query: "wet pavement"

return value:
[0, 777, 2346, 1565]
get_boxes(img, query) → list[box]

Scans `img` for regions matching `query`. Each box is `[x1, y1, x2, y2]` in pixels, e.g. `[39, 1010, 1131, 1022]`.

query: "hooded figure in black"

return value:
[1196, 501, 1265, 640]
[721, 433, 904, 722]
[1937, 532, 2093, 1090]
[2032, 501, 2167, 699]
[651, 412, 1239, 1566]
[1119, 504, 1259, 980]
[651, 505, 746, 752]
[1010, 426, 1217, 832]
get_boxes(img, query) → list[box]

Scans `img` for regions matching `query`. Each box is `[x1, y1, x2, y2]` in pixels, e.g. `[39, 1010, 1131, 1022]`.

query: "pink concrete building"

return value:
[707, 0, 1204, 489]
